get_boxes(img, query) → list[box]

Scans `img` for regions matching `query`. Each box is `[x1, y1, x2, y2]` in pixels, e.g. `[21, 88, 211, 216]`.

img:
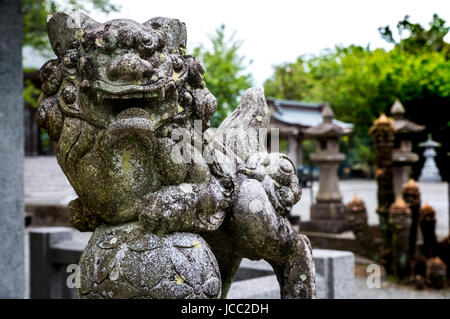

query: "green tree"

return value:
[22, 0, 119, 54]
[193, 25, 253, 127]
[379, 14, 450, 57]
[22, 0, 119, 108]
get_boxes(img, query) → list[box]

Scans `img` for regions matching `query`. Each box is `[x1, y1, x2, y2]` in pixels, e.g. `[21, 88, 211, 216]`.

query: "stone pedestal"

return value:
[302, 202, 348, 233]
[0, 0, 24, 298]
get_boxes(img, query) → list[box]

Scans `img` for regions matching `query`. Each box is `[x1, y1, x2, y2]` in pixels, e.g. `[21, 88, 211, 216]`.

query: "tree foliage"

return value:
[22, 0, 119, 54]
[264, 14, 449, 179]
[379, 14, 450, 57]
[193, 25, 253, 127]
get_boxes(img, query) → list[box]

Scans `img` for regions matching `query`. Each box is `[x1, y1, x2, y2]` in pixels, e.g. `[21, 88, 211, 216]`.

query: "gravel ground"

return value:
[354, 276, 450, 299]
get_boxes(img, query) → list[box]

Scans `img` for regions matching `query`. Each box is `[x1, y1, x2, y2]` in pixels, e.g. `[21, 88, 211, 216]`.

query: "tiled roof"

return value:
[267, 98, 353, 129]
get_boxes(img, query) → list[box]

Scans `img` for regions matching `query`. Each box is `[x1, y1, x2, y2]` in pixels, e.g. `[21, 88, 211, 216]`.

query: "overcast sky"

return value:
[67, 0, 450, 85]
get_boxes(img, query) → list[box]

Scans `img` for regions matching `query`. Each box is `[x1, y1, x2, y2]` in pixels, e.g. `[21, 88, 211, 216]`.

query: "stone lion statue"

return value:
[37, 11, 315, 299]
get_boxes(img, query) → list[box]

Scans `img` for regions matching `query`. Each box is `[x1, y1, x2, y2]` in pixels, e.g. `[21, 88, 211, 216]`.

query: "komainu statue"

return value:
[37, 11, 316, 299]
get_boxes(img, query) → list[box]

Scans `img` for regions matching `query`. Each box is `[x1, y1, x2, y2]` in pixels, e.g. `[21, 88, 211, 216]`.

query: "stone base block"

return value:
[310, 202, 346, 220]
[301, 202, 349, 233]
[313, 249, 355, 298]
[301, 219, 349, 233]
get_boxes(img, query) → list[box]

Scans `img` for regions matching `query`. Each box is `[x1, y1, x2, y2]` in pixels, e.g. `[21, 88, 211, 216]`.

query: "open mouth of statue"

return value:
[92, 79, 175, 138]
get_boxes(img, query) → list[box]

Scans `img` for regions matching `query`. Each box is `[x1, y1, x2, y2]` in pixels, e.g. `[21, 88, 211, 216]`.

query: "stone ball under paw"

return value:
[78, 222, 221, 299]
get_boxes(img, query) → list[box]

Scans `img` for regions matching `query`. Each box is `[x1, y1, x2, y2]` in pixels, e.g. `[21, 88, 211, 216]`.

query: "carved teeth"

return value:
[98, 88, 165, 100]
[157, 87, 165, 101]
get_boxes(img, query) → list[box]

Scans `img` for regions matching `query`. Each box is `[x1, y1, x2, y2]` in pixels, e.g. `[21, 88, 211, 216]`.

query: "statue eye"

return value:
[141, 35, 153, 46]
[138, 33, 162, 56]
[279, 158, 294, 174]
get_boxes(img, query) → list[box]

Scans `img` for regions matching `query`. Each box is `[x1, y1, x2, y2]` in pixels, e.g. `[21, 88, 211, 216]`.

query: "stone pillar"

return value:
[345, 195, 377, 260]
[419, 203, 437, 258]
[393, 166, 411, 199]
[287, 135, 297, 168]
[314, 158, 343, 202]
[369, 114, 395, 246]
[296, 139, 304, 167]
[29, 228, 74, 299]
[425, 257, 447, 288]
[401, 179, 421, 260]
[0, 0, 24, 298]
[389, 197, 412, 279]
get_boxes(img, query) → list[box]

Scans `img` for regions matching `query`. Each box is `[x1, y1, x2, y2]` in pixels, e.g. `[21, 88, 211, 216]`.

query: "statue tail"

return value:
[216, 87, 270, 163]
[203, 87, 270, 187]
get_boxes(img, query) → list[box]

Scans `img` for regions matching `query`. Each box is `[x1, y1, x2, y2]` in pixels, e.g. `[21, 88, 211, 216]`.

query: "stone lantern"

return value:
[418, 134, 442, 182]
[390, 99, 424, 197]
[302, 104, 351, 233]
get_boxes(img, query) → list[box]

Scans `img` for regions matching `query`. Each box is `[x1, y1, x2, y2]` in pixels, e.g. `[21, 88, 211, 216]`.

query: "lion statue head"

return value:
[37, 12, 217, 225]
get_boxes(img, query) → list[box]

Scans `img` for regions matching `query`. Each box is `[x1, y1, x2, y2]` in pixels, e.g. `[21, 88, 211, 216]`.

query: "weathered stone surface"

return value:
[0, 0, 24, 298]
[313, 249, 354, 299]
[369, 114, 395, 247]
[79, 222, 221, 299]
[38, 12, 315, 299]
[345, 195, 378, 261]
[389, 198, 412, 278]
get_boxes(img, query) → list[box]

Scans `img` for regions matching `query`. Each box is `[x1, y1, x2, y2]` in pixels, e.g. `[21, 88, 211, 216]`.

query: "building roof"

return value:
[389, 99, 425, 134]
[304, 104, 352, 137]
[266, 98, 354, 131]
[392, 119, 425, 134]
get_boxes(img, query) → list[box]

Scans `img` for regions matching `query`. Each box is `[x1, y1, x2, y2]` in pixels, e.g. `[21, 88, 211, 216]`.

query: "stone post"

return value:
[401, 179, 421, 261]
[425, 257, 447, 288]
[287, 135, 298, 168]
[437, 235, 450, 279]
[419, 203, 437, 258]
[0, 0, 24, 298]
[389, 197, 412, 279]
[29, 227, 74, 299]
[369, 114, 395, 247]
[296, 139, 304, 167]
[345, 195, 377, 260]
